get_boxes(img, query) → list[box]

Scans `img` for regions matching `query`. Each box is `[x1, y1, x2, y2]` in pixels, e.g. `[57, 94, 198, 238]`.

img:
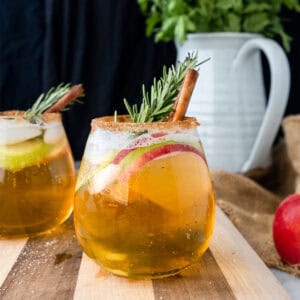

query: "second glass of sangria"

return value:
[0, 83, 83, 238]
[0, 111, 75, 237]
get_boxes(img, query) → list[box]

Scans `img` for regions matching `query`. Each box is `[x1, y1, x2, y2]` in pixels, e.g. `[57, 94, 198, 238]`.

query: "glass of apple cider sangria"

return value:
[0, 111, 75, 237]
[74, 115, 215, 278]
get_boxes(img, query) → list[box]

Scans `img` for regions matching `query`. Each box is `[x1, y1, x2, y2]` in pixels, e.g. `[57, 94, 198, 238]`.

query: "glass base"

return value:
[0, 227, 55, 239]
[0, 215, 72, 239]
[98, 263, 192, 279]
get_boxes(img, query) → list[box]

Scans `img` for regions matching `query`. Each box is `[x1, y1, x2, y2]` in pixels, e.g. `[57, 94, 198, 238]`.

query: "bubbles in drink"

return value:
[0, 115, 75, 237]
[74, 118, 215, 278]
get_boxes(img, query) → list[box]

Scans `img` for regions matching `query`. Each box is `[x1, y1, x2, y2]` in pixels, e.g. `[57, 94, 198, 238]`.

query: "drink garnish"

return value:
[171, 69, 199, 121]
[123, 53, 209, 123]
[24, 83, 84, 122]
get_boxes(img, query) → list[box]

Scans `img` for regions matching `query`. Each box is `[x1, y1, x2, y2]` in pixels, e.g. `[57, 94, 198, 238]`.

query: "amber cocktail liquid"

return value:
[0, 112, 75, 237]
[75, 116, 215, 278]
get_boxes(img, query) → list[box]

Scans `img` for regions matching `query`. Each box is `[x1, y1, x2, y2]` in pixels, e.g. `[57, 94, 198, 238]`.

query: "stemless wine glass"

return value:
[0, 111, 75, 237]
[74, 115, 215, 279]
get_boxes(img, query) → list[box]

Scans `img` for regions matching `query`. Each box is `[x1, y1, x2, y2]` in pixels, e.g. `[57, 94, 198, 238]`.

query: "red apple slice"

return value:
[112, 148, 134, 164]
[120, 143, 206, 181]
[127, 150, 212, 213]
[112, 132, 167, 164]
[87, 141, 174, 195]
[83, 131, 204, 196]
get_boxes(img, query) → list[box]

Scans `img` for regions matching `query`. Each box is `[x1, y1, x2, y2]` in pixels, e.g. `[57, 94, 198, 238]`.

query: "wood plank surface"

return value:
[74, 254, 155, 300]
[210, 208, 290, 300]
[152, 249, 235, 300]
[0, 219, 82, 300]
[0, 207, 291, 300]
[0, 238, 27, 286]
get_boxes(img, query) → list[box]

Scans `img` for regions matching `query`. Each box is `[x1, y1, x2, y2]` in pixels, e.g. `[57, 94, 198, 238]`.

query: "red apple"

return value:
[273, 193, 300, 264]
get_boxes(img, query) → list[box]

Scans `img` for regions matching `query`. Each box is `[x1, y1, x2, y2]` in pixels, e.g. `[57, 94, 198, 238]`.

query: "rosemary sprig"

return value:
[124, 53, 209, 123]
[24, 83, 83, 122]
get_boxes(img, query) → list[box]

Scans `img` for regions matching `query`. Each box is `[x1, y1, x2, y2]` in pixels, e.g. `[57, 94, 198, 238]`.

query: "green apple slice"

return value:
[117, 140, 204, 172]
[118, 141, 174, 169]
[119, 142, 205, 181]
[87, 140, 204, 196]
[86, 142, 175, 195]
[0, 138, 50, 171]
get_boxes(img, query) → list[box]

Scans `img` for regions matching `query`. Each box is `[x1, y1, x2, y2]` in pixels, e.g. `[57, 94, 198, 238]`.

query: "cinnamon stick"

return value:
[172, 69, 198, 121]
[46, 84, 84, 113]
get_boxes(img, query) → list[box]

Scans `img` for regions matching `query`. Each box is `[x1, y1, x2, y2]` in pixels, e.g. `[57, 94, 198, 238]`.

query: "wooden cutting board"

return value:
[0, 208, 290, 300]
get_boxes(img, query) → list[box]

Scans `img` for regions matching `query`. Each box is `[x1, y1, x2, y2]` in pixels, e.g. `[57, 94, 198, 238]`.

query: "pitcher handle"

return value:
[233, 38, 290, 172]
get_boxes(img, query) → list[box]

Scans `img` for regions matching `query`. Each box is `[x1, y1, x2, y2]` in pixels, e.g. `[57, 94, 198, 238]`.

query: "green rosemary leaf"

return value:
[24, 83, 83, 122]
[123, 52, 207, 123]
[123, 99, 134, 119]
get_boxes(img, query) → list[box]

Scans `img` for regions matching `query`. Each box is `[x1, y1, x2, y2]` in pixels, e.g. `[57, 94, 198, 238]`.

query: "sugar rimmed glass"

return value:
[74, 115, 215, 278]
[0, 111, 75, 237]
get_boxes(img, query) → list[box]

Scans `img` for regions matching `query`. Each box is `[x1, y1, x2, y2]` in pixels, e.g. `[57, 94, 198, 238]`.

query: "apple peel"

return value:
[273, 193, 300, 264]
[119, 143, 205, 181]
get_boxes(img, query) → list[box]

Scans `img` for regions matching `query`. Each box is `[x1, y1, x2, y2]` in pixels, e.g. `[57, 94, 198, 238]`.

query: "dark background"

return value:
[0, 0, 299, 160]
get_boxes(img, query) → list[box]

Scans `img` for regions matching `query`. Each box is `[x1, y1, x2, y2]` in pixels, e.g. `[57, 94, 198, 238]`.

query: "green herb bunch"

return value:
[24, 83, 83, 122]
[124, 53, 207, 123]
[138, 0, 300, 51]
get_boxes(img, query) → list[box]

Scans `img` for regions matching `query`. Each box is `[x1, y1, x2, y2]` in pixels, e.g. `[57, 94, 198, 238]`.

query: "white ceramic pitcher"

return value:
[177, 33, 290, 172]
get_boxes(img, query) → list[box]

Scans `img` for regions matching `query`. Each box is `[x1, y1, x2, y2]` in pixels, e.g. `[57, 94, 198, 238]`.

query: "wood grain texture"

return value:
[152, 249, 235, 300]
[74, 253, 155, 300]
[0, 238, 27, 286]
[210, 208, 290, 300]
[0, 219, 82, 300]
[0, 208, 291, 300]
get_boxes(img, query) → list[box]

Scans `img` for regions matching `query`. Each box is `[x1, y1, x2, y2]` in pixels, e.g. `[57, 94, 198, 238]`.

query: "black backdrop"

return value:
[0, 0, 298, 160]
[0, 0, 176, 159]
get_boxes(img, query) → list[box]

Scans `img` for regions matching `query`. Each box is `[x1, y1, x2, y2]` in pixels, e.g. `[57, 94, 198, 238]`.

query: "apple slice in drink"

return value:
[0, 138, 50, 171]
[86, 129, 205, 197]
[111, 132, 168, 164]
[0, 124, 70, 172]
[85, 135, 172, 196]
[0, 118, 42, 146]
[87, 140, 199, 196]
[128, 149, 212, 213]
[0, 127, 42, 145]
[88, 140, 208, 212]
[119, 143, 206, 181]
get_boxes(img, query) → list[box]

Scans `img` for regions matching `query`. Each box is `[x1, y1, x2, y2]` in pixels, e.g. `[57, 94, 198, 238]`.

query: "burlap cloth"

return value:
[211, 115, 300, 276]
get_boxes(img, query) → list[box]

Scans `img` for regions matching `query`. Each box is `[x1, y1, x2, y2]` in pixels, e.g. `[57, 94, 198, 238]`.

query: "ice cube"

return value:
[89, 164, 121, 195]
[0, 127, 42, 145]
[43, 123, 65, 144]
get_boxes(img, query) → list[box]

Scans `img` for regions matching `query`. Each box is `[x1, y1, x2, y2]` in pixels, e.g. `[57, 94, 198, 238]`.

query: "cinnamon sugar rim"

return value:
[91, 115, 199, 131]
[0, 110, 61, 122]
